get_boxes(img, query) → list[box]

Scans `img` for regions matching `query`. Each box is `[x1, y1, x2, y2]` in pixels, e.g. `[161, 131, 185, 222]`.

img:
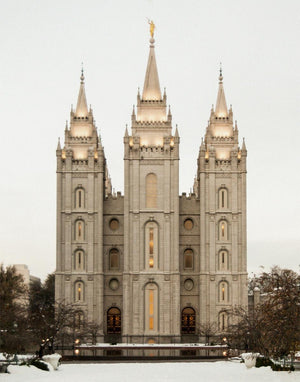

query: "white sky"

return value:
[1, 0, 299, 280]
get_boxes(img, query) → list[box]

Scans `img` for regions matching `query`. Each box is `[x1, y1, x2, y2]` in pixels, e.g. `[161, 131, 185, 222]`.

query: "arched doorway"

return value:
[107, 307, 121, 334]
[181, 307, 196, 334]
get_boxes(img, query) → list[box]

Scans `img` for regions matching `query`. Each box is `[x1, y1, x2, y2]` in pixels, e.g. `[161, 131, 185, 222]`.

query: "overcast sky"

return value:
[1, 0, 299, 280]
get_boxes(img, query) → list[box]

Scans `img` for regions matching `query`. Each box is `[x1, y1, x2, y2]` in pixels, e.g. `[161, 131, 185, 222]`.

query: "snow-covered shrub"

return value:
[42, 353, 61, 370]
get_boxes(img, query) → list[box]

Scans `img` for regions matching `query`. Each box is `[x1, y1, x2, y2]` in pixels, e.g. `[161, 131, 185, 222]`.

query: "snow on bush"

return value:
[241, 353, 260, 368]
[42, 353, 61, 370]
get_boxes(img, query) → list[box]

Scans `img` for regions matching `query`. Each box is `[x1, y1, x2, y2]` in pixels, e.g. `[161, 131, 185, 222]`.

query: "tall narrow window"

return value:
[219, 188, 228, 209]
[219, 312, 228, 331]
[219, 281, 229, 303]
[75, 220, 84, 241]
[218, 250, 228, 271]
[75, 250, 85, 271]
[75, 188, 85, 209]
[146, 173, 157, 208]
[149, 290, 154, 329]
[184, 249, 193, 269]
[149, 229, 154, 268]
[75, 281, 84, 302]
[219, 220, 228, 241]
[109, 248, 119, 270]
[75, 311, 84, 329]
[78, 191, 82, 207]
[145, 222, 158, 270]
[145, 283, 158, 332]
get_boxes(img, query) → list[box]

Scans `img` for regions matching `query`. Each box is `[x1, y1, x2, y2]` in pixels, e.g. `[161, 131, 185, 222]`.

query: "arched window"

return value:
[218, 250, 229, 271]
[107, 307, 121, 334]
[74, 250, 85, 271]
[181, 307, 196, 334]
[75, 281, 84, 302]
[219, 281, 229, 303]
[218, 311, 228, 331]
[75, 188, 85, 209]
[184, 249, 193, 270]
[75, 220, 85, 241]
[145, 283, 158, 332]
[74, 311, 84, 329]
[145, 222, 158, 270]
[146, 173, 157, 208]
[219, 220, 228, 241]
[109, 248, 119, 270]
[218, 188, 228, 209]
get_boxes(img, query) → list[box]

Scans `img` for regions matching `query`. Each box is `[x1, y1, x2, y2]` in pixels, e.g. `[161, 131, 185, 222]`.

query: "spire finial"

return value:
[148, 19, 155, 38]
[219, 62, 223, 83]
[147, 19, 155, 46]
[80, 63, 85, 83]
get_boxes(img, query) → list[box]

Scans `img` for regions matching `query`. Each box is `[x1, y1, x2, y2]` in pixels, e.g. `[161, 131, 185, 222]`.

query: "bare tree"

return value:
[227, 267, 300, 359]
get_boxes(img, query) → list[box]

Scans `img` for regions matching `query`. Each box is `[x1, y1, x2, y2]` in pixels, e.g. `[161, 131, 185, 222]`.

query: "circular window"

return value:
[184, 278, 194, 291]
[109, 218, 119, 231]
[109, 278, 119, 291]
[184, 218, 194, 230]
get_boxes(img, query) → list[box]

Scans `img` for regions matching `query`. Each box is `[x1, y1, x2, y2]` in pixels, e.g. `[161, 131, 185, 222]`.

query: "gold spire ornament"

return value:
[148, 19, 155, 38]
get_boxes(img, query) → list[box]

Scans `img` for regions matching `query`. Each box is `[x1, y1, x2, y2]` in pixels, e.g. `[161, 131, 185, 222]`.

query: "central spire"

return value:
[75, 68, 88, 117]
[215, 66, 228, 118]
[142, 22, 161, 101]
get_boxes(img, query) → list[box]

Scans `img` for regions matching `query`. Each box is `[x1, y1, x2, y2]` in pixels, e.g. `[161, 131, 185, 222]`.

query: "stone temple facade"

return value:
[55, 34, 248, 343]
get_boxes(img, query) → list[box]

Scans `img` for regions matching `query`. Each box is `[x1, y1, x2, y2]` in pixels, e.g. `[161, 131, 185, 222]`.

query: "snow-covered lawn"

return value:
[2, 361, 299, 382]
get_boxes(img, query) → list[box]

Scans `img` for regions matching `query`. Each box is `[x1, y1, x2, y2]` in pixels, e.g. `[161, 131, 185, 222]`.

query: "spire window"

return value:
[219, 311, 228, 331]
[109, 248, 119, 270]
[183, 249, 193, 270]
[218, 188, 228, 209]
[219, 281, 229, 303]
[219, 220, 228, 241]
[145, 283, 158, 332]
[74, 250, 85, 271]
[145, 222, 158, 270]
[75, 281, 84, 302]
[75, 220, 85, 241]
[75, 188, 85, 209]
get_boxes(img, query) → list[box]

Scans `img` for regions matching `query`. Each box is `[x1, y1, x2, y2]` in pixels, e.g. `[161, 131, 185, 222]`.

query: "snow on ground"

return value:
[2, 361, 299, 382]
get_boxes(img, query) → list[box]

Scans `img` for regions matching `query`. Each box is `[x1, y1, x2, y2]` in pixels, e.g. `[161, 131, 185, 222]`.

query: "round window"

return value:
[184, 218, 194, 230]
[184, 278, 194, 291]
[109, 218, 119, 231]
[109, 278, 119, 291]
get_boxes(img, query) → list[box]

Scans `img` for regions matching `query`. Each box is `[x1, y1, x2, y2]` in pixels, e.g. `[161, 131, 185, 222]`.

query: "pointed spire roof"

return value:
[75, 68, 88, 117]
[142, 37, 161, 100]
[215, 66, 228, 118]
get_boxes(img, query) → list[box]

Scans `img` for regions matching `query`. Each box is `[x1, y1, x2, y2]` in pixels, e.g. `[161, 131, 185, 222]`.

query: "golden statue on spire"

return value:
[148, 19, 155, 38]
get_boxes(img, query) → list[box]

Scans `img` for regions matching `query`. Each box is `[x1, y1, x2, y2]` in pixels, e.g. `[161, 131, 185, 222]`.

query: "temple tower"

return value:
[123, 30, 181, 342]
[55, 71, 111, 336]
[196, 69, 248, 331]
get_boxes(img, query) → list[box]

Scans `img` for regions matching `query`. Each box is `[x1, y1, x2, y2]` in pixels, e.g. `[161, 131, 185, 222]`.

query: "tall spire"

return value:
[142, 21, 161, 100]
[215, 65, 228, 118]
[75, 67, 88, 117]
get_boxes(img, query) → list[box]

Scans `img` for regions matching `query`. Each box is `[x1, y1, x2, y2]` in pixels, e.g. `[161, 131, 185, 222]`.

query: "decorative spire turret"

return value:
[215, 65, 228, 118]
[75, 67, 88, 117]
[142, 21, 161, 100]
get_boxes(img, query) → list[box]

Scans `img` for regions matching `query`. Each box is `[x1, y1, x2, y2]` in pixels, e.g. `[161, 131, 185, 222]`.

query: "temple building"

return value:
[55, 29, 248, 343]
